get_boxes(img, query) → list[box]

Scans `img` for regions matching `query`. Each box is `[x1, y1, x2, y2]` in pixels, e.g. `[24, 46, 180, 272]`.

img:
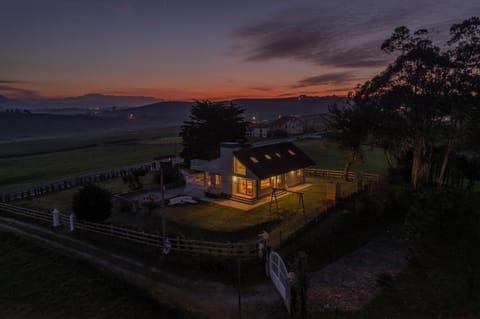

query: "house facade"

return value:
[185, 142, 315, 204]
[271, 116, 304, 135]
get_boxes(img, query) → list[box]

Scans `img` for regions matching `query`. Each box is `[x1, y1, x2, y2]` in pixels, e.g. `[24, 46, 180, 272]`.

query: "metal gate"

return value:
[269, 251, 291, 312]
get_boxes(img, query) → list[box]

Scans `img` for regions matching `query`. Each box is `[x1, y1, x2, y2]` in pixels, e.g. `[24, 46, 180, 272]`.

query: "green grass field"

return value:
[0, 126, 180, 158]
[108, 177, 355, 242]
[295, 139, 389, 174]
[0, 144, 175, 191]
[0, 231, 194, 319]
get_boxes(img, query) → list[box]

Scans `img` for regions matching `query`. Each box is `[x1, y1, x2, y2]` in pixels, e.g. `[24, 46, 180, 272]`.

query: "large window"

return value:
[236, 178, 254, 196]
[233, 157, 246, 176]
[214, 174, 222, 186]
[260, 178, 271, 189]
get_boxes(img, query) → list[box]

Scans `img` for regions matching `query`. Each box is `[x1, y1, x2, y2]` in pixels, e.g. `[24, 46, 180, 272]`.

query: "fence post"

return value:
[52, 208, 60, 227]
[69, 213, 76, 232]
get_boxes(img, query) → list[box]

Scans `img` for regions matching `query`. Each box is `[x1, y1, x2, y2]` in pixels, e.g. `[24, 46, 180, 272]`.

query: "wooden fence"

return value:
[304, 168, 381, 183]
[0, 202, 259, 259]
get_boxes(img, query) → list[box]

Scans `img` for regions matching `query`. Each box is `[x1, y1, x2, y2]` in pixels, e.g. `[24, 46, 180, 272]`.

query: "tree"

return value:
[72, 184, 112, 222]
[326, 103, 371, 180]
[353, 18, 480, 190]
[180, 100, 248, 162]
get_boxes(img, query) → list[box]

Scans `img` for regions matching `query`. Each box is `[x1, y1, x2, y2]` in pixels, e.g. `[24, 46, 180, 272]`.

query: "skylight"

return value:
[250, 156, 259, 163]
[264, 154, 272, 160]
[275, 152, 281, 158]
[288, 149, 296, 156]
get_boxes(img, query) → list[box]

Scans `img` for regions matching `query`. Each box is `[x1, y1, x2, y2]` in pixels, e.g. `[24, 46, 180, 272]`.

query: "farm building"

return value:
[185, 142, 315, 204]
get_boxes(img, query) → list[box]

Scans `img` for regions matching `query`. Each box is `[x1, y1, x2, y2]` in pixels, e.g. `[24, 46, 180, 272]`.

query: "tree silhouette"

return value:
[180, 100, 248, 162]
[72, 184, 112, 222]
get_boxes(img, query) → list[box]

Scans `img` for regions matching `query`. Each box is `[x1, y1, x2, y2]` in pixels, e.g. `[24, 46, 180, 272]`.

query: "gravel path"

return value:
[307, 233, 407, 312]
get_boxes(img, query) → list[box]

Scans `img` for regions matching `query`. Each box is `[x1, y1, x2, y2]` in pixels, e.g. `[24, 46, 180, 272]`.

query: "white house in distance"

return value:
[247, 122, 270, 138]
[185, 142, 315, 204]
[271, 116, 303, 135]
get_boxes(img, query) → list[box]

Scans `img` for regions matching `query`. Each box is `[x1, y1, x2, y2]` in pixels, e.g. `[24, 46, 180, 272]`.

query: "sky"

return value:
[0, 0, 478, 101]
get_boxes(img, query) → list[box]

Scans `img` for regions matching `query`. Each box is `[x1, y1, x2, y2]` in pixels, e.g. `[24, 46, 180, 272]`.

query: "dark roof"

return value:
[233, 142, 315, 179]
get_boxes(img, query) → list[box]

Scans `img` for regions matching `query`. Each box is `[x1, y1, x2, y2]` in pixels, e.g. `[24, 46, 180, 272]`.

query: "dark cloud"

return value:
[293, 72, 357, 88]
[232, 1, 477, 69]
[0, 81, 37, 98]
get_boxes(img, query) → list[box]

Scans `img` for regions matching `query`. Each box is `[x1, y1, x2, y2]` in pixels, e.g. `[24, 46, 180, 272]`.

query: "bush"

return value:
[72, 184, 112, 222]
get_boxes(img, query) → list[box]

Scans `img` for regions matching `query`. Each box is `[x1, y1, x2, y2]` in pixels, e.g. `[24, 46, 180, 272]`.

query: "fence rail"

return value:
[304, 168, 381, 183]
[0, 202, 259, 259]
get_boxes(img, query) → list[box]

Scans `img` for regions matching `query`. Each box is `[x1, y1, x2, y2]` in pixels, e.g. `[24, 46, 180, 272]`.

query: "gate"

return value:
[268, 251, 291, 312]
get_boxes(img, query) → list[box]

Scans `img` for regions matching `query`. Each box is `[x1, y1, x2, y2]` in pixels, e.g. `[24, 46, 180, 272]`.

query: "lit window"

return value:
[215, 174, 222, 186]
[275, 152, 281, 158]
[250, 156, 259, 163]
[288, 149, 296, 156]
[264, 154, 272, 160]
[260, 178, 271, 189]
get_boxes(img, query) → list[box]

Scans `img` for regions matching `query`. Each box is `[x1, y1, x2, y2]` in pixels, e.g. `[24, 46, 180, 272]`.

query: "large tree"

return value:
[352, 18, 480, 190]
[72, 184, 112, 222]
[326, 103, 371, 180]
[180, 100, 248, 162]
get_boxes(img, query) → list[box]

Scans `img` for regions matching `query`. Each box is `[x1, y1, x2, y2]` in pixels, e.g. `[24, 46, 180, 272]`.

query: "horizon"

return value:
[1, 0, 478, 100]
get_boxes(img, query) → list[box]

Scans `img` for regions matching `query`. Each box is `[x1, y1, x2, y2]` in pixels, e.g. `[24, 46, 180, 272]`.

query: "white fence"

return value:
[0, 202, 259, 259]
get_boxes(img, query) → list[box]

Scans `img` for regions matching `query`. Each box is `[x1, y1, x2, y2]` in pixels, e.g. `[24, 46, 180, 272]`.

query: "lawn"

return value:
[0, 231, 194, 319]
[0, 144, 175, 191]
[16, 173, 159, 213]
[295, 139, 389, 174]
[0, 126, 180, 158]
[108, 177, 356, 243]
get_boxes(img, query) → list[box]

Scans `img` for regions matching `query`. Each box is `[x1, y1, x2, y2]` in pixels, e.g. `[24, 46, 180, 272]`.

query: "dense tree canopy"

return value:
[72, 184, 112, 222]
[328, 17, 480, 190]
[180, 100, 248, 162]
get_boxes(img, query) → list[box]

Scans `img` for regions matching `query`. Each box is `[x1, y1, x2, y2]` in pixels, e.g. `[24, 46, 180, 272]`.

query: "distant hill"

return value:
[0, 93, 161, 113]
[0, 95, 346, 140]
[102, 95, 346, 124]
[232, 95, 346, 121]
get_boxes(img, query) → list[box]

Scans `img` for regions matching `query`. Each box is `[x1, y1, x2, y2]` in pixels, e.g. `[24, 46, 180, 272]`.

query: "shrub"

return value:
[72, 184, 112, 222]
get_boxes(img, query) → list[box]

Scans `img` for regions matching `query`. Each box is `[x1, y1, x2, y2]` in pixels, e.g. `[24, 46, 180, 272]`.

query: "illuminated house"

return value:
[185, 142, 315, 204]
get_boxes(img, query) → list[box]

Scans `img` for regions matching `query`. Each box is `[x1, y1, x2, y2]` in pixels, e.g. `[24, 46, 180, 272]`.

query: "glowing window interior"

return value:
[250, 156, 259, 163]
[288, 149, 296, 156]
[264, 154, 272, 160]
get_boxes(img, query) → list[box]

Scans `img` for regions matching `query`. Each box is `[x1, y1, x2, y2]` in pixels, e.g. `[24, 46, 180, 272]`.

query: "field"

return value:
[296, 138, 388, 174]
[0, 144, 176, 191]
[0, 231, 194, 319]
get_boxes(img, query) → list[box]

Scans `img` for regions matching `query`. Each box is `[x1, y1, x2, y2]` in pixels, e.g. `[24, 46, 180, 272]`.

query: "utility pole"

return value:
[160, 164, 166, 238]
[237, 258, 242, 319]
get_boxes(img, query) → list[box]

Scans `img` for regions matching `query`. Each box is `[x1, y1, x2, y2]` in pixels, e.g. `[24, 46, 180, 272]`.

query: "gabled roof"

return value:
[233, 142, 315, 179]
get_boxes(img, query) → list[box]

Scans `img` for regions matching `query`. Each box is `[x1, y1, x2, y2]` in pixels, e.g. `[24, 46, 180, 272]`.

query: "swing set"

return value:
[269, 187, 306, 216]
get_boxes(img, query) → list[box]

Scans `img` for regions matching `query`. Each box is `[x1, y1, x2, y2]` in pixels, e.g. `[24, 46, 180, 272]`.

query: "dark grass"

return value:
[0, 231, 199, 319]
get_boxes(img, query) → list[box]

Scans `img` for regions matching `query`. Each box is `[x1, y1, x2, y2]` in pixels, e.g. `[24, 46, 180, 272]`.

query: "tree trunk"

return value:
[411, 138, 430, 191]
[343, 160, 352, 181]
[384, 149, 394, 169]
[438, 141, 453, 187]
[343, 150, 358, 181]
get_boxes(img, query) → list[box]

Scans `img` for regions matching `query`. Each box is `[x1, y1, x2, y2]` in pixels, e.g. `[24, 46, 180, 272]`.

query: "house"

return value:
[271, 116, 304, 135]
[246, 122, 271, 138]
[185, 142, 315, 204]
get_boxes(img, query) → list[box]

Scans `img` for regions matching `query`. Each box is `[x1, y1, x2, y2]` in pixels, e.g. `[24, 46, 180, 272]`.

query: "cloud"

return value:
[293, 72, 357, 88]
[248, 86, 273, 92]
[232, 1, 478, 69]
[0, 80, 38, 97]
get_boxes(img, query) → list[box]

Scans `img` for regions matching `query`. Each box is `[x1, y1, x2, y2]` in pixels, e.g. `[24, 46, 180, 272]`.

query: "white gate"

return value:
[269, 251, 291, 312]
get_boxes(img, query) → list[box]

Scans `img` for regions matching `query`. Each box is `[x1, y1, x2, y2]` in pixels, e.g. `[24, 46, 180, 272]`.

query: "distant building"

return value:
[185, 142, 315, 204]
[300, 113, 328, 133]
[271, 116, 303, 135]
[247, 122, 270, 138]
